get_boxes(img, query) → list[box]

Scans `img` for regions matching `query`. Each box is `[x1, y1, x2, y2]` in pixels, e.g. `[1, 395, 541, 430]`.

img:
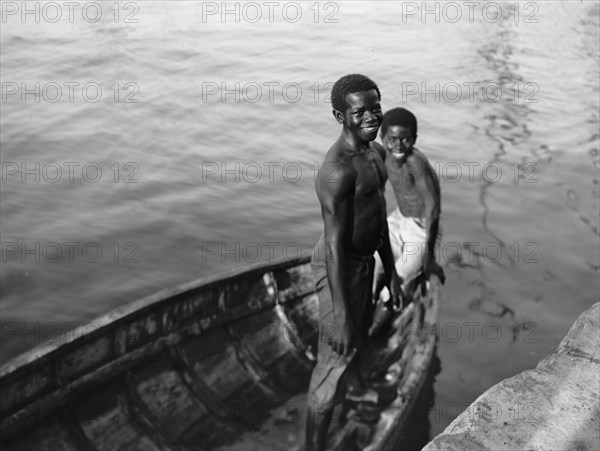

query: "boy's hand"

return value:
[415, 272, 428, 297]
[424, 259, 445, 285]
[385, 271, 405, 311]
[327, 314, 355, 357]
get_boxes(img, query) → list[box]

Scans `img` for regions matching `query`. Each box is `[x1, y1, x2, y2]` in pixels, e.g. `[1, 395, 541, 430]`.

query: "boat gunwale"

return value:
[1, 255, 442, 450]
[366, 274, 441, 451]
[0, 253, 312, 379]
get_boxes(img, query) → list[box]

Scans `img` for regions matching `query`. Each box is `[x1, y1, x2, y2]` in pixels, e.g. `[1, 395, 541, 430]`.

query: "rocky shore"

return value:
[423, 302, 600, 451]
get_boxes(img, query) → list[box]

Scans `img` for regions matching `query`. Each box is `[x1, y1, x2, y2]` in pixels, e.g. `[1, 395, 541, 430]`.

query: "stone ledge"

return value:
[423, 303, 600, 451]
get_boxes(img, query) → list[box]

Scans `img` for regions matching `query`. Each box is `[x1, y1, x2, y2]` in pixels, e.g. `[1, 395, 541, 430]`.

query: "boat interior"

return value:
[0, 256, 439, 451]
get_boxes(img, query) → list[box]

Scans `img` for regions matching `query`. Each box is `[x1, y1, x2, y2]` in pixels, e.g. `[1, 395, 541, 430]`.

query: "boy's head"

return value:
[380, 108, 418, 160]
[331, 74, 381, 113]
[331, 74, 383, 142]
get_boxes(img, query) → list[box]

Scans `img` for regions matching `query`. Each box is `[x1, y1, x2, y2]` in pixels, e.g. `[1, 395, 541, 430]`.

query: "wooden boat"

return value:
[0, 254, 440, 451]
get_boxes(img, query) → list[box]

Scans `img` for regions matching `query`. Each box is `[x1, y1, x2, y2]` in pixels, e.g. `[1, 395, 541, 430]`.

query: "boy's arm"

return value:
[317, 161, 355, 357]
[373, 141, 405, 308]
[377, 219, 405, 309]
[413, 155, 445, 284]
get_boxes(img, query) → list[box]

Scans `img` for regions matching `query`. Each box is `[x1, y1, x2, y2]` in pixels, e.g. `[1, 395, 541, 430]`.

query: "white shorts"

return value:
[374, 208, 442, 293]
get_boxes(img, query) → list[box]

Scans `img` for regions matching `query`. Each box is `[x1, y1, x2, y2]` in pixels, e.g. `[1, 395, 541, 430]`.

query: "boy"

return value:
[372, 108, 445, 319]
[305, 74, 398, 451]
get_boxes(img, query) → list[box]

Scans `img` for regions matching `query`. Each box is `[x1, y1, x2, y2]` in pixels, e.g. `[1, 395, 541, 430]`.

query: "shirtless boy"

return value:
[305, 74, 398, 451]
[372, 107, 445, 312]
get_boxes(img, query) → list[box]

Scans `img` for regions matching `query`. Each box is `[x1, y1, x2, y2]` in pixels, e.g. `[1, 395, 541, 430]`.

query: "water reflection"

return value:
[442, 8, 542, 321]
[396, 349, 441, 450]
[475, 20, 533, 269]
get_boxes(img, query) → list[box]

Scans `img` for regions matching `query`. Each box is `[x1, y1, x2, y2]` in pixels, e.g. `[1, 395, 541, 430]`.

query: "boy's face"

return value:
[335, 89, 383, 143]
[382, 125, 415, 160]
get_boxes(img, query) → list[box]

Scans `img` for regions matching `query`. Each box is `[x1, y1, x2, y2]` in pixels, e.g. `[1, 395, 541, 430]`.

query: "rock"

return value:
[423, 303, 600, 451]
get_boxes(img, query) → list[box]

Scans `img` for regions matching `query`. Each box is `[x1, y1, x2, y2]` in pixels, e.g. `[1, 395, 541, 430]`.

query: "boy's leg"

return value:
[305, 260, 353, 451]
[306, 255, 374, 450]
[394, 213, 427, 295]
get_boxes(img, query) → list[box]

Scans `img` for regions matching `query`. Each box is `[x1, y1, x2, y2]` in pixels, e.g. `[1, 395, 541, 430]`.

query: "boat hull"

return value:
[0, 255, 440, 450]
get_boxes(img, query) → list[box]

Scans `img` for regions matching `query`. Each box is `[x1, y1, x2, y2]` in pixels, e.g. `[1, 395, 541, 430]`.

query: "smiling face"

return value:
[382, 125, 416, 161]
[334, 89, 383, 144]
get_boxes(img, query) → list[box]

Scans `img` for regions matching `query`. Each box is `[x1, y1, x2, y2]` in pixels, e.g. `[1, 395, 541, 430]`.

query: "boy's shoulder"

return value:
[407, 148, 438, 177]
[368, 141, 386, 161]
[411, 148, 440, 187]
[410, 147, 429, 163]
[321, 142, 358, 180]
[410, 148, 436, 170]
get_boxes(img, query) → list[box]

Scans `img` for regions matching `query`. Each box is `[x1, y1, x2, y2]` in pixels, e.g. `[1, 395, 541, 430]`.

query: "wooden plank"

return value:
[274, 262, 314, 304]
[179, 330, 277, 429]
[57, 334, 113, 382]
[221, 392, 307, 451]
[75, 381, 167, 451]
[166, 343, 254, 449]
[231, 307, 313, 394]
[0, 416, 79, 451]
[0, 266, 283, 441]
[123, 370, 188, 451]
[366, 280, 441, 451]
[0, 256, 308, 382]
[279, 293, 320, 360]
[0, 363, 54, 419]
[128, 355, 208, 443]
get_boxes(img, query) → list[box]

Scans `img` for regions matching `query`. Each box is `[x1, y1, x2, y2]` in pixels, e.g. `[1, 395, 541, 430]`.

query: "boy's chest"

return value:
[387, 160, 418, 192]
[354, 150, 385, 196]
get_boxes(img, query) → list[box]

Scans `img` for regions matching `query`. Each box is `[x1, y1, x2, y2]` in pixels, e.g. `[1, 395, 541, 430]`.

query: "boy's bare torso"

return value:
[318, 141, 388, 256]
[386, 147, 440, 218]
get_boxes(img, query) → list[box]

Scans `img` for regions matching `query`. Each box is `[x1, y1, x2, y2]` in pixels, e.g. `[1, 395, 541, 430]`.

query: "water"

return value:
[1, 0, 599, 446]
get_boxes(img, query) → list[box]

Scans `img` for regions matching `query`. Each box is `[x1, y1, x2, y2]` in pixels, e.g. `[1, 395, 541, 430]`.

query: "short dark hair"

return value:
[381, 107, 417, 137]
[331, 74, 381, 113]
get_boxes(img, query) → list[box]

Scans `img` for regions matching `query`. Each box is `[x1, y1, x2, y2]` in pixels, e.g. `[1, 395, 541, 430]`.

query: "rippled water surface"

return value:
[1, 0, 599, 445]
